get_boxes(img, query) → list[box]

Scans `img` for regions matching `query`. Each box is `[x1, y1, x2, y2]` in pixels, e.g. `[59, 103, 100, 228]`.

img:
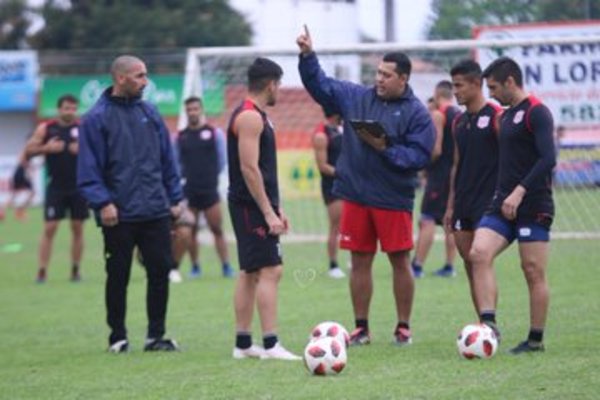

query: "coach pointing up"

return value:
[78, 55, 184, 353]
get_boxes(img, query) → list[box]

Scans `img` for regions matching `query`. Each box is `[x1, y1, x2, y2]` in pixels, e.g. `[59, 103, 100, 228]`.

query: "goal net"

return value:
[183, 34, 600, 240]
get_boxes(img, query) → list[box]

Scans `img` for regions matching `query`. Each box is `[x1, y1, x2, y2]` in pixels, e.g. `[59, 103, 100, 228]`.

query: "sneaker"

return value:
[169, 269, 183, 283]
[144, 338, 180, 352]
[222, 263, 235, 278]
[328, 267, 346, 279]
[349, 327, 371, 346]
[393, 327, 413, 346]
[36, 268, 47, 284]
[108, 339, 129, 353]
[189, 265, 202, 278]
[232, 344, 265, 359]
[70, 267, 81, 282]
[509, 340, 545, 355]
[434, 265, 456, 277]
[412, 265, 424, 279]
[260, 343, 302, 360]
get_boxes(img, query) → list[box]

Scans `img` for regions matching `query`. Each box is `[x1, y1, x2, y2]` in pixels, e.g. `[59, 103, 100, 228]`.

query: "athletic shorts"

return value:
[229, 201, 282, 272]
[478, 212, 553, 243]
[44, 187, 90, 221]
[186, 190, 220, 211]
[11, 165, 32, 190]
[339, 200, 413, 253]
[420, 180, 450, 225]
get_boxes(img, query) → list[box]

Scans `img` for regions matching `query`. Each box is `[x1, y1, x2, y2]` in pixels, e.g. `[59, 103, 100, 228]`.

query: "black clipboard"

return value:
[349, 119, 388, 139]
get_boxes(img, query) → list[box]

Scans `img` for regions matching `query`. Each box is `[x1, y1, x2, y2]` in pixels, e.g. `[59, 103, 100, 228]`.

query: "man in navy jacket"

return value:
[297, 27, 435, 346]
[78, 55, 183, 353]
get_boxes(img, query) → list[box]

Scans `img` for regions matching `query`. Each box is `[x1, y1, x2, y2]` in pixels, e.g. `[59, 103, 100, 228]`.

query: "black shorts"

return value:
[229, 201, 282, 272]
[451, 216, 481, 232]
[44, 187, 90, 221]
[186, 190, 220, 211]
[421, 180, 450, 225]
[11, 165, 32, 190]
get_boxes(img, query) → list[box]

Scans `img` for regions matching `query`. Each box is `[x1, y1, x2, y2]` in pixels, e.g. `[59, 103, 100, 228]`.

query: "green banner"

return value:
[39, 74, 184, 117]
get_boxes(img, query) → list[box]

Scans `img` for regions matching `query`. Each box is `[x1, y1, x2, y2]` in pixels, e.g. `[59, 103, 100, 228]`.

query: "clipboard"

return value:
[349, 120, 388, 139]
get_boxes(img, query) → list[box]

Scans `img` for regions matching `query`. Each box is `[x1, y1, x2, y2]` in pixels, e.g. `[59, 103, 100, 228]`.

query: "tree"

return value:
[0, 0, 33, 49]
[426, 0, 600, 40]
[30, 0, 252, 49]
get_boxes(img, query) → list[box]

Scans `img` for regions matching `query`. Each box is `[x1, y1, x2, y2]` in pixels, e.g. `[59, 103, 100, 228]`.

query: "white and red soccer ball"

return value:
[456, 323, 499, 359]
[309, 321, 350, 348]
[304, 336, 347, 376]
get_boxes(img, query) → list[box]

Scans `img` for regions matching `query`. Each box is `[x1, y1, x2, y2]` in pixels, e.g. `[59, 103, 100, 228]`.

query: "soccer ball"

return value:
[309, 321, 350, 348]
[304, 337, 347, 376]
[456, 323, 498, 359]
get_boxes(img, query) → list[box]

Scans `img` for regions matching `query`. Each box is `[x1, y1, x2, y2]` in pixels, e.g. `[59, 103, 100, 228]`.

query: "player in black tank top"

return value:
[175, 96, 233, 280]
[227, 58, 300, 360]
[312, 108, 345, 279]
[442, 60, 502, 314]
[24, 94, 88, 283]
[412, 80, 460, 279]
[472, 57, 556, 354]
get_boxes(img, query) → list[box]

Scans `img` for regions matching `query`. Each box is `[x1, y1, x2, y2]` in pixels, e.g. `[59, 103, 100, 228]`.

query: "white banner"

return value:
[475, 22, 600, 133]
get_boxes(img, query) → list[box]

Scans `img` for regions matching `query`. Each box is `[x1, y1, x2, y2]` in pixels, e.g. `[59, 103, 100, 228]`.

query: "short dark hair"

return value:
[435, 80, 453, 99]
[382, 52, 411, 77]
[247, 57, 283, 92]
[482, 56, 523, 87]
[57, 94, 78, 108]
[185, 96, 203, 107]
[450, 59, 482, 82]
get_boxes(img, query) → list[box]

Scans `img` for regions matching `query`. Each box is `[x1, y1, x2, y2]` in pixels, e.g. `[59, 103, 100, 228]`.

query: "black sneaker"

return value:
[509, 340, 545, 355]
[144, 338, 180, 352]
[108, 339, 129, 354]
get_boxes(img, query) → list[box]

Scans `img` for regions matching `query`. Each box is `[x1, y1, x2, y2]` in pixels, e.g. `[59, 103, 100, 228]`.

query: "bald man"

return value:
[78, 55, 184, 353]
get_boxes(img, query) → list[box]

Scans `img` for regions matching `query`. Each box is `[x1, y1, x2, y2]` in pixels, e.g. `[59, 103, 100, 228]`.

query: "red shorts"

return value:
[339, 200, 413, 253]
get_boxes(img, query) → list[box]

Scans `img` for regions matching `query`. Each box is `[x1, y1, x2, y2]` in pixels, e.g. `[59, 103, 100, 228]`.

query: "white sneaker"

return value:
[260, 343, 302, 361]
[232, 344, 265, 359]
[169, 269, 183, 283]
[328, 267, 346, 279]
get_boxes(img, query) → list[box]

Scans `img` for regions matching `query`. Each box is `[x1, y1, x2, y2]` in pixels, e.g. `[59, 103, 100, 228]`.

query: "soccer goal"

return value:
[182, 33, 600, 240]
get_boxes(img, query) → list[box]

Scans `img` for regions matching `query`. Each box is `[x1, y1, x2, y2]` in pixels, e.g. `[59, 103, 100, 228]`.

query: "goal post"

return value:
[183, 34, 600, 240]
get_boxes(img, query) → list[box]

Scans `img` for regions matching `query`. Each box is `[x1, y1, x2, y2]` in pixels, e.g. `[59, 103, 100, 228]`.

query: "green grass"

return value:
[1, 208, 599, 399]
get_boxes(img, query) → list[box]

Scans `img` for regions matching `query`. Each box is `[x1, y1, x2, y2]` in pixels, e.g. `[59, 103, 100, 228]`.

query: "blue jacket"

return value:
[299, 52, 435, 211]
[77, 87, 183, 222]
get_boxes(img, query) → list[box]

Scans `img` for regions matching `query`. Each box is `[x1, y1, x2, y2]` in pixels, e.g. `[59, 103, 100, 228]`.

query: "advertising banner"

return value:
[39, 74, 183, 117]
[0, 51, 38, 111]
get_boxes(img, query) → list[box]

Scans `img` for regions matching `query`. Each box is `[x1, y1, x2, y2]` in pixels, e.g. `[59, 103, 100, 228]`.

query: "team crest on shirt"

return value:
[513, 110, 525, 124]
[477, 115, 490, 129]
[70, 127, 79, 139]
[199, 129, 212, 140]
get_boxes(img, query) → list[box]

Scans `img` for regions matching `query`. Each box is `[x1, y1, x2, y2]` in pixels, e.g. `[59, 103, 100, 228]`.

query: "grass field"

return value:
[1, 208, 599, 400]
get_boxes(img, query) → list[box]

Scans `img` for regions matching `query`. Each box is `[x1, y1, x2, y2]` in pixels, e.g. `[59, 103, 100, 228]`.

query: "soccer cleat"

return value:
[260, 343, 302, 361]
[169, 269, 183, 283]
[349, 327, 371, 346]
[509, 340, 545, 355]
[393, 327, 413, 346]
[434, 265, 456, 278]
[108, 339, 129, 353]
[70, 267, 81, 282]
[328, 267, 346, 279]
[222, 263, 235, 278]
[482, 321, 502, 344]
[144, 338, 180, 352]
[232, 344, 265, 359]
[36, 268, 47, 284]
[189, 265, 202, 278]
[412, 265, 424, 279]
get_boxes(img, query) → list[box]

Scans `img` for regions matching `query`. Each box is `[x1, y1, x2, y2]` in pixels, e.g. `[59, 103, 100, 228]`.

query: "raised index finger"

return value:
[303, 24, 311, 38]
